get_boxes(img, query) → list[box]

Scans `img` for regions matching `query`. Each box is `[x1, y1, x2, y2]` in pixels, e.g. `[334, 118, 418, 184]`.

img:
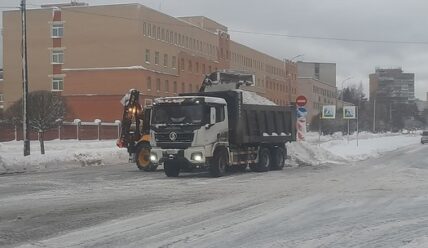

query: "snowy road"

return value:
[1, 144, 428, 248]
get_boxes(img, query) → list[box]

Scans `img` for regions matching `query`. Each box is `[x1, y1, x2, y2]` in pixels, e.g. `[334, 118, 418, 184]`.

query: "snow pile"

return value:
[402, 236, 428, 248]
[0, 140, 128, 174]
[236, 90, 277, 105]
[286, 132, 420, 166]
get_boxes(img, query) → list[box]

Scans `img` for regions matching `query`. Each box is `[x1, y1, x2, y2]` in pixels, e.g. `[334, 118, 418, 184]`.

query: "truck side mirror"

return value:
[210, 107, 216, 125]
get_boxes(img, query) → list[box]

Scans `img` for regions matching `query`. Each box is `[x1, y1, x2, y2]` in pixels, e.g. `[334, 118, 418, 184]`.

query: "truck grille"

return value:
[155, 132, 194, 143]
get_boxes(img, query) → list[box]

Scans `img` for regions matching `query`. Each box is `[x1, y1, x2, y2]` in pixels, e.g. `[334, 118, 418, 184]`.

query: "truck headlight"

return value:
[150, 153, 158, 162]
[191, 152, 203, 162]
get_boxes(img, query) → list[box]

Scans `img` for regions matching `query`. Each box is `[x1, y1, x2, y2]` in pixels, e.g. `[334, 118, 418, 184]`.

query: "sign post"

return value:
[295, 96, 308, 141]
[343, 106, 357, 144]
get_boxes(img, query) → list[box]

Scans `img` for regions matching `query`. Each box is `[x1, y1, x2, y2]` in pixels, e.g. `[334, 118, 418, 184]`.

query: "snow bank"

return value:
[0, 140, 128, 174]
[402, 236, 428, 248]
[0, 133, 420, 174]
[286, 132, 420, 166]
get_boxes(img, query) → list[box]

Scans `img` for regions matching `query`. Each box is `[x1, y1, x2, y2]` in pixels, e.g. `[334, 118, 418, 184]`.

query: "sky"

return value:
[1, 0, 428, 100]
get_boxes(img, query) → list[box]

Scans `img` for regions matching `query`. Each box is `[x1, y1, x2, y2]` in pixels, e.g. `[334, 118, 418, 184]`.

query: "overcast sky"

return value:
[1, 0, 428, 99]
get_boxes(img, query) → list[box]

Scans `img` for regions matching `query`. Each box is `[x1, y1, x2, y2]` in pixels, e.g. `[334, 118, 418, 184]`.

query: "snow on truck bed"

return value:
[235, 90, 277, 105]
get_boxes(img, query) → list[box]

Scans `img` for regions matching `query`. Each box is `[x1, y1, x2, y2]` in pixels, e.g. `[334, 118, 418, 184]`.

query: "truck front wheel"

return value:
[164, 161, 180, 177]
[209, 149, 228, 177]
[250, 148, 271, 172]
[136, 143, 158, 172]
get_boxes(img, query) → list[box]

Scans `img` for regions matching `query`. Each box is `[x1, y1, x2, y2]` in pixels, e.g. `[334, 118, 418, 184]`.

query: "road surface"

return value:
[1, 144, 428, 248]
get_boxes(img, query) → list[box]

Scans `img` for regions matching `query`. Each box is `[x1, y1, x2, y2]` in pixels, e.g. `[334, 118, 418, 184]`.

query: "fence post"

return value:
[115, 120, 121, 139]
[15, 125, 18, 141]
[74, 119, 81, 141]
[95, 119, 102, 141]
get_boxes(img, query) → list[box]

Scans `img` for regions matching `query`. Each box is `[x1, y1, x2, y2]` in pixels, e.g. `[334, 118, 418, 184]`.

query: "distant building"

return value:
[369, 68, 415, 104]
[2, 3, 297, 121]
[296, 62, 336, 87]
[297, 62, 338, 121]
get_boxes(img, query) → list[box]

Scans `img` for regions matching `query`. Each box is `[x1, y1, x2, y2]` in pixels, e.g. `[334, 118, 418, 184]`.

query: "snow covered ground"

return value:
[0, 132, 421, 174]
[0, 140, 128, 174]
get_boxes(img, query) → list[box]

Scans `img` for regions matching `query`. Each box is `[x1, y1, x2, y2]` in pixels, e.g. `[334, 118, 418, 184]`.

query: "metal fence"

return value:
[0, 120, 121, 142]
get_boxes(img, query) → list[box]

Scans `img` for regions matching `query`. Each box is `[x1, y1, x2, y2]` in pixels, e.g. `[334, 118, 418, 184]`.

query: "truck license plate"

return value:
[167, 150, 177, 155]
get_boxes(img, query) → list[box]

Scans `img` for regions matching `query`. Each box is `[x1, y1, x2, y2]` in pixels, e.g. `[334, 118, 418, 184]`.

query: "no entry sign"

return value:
[296, 95, 307, 107]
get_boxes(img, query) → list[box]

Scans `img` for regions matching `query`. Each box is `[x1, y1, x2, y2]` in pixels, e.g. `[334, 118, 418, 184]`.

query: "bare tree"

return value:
[5, 91, 67, 154]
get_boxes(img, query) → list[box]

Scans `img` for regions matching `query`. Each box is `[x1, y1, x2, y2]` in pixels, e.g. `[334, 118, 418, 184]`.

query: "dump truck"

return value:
[149, 72, 296, 177]
[116, 89, 157, 171]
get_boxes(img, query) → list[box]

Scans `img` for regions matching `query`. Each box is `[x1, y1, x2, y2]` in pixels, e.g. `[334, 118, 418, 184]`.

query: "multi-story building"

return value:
[296, 61, 336, 87]
[297, 62, 337, 121]
[2, 3, 297, 121]
[369, 68, 415, 104]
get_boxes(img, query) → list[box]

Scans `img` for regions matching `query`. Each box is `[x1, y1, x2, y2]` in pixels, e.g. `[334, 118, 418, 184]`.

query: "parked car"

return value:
[421, 131, 428, 144]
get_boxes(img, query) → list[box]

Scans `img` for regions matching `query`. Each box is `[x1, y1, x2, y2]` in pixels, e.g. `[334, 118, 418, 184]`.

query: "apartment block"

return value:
[2, 3, 297, 121]
[369, 68, 415, 104]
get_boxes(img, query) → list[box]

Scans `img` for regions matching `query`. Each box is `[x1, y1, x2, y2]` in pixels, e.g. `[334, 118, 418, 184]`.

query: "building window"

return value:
[157, 27, 160, 39]
[161, 28, 165, 41]
[52, 77, 64, 91]
[147, 76, 151, 91]
[155, 51, 159, 65]
[51, 50, 64, 64]
[180, 58, 185, 71]
[51, 23, 63, 38]
[188, 60, 192, 72]
[143, 22, 147, 36]
[165, 80, 169, 92]
[195, 62, 199, 73]
[148, 23, 152, 37]
[156, 78, 161, 92]
[145, 49, 150, 63]
[202, 64, 206, 74]
[188, 84, 192, 92]
[173, 81, 177, 93]
[314, 63, 320, 79]
[181, 82, 185, 93]
[208, 65, 212, 73]
[0, 93, 4, 102]
[172, 56, 176, 69]
[163, 54, 168, 67]
[152, 25, 156, 38]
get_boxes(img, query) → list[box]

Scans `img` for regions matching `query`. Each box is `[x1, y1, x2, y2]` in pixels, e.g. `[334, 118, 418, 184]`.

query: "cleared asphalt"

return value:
[1, 144, 428, 248]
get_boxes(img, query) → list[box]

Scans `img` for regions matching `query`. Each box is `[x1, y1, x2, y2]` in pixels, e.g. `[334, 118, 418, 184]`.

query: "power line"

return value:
[24, 2, 428, 46]
[228, 30, 428, 45]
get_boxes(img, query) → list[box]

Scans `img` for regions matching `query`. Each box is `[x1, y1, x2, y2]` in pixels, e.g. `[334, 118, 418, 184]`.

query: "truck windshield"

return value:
[152, 104, 204, 125]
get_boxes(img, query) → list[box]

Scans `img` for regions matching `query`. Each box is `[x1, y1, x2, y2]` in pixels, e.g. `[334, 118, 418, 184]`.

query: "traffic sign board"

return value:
[296, 95, 307, 107]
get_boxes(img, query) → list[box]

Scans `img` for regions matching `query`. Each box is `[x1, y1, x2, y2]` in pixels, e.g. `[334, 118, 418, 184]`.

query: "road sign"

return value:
[296, 95, 307, 107]
[343, 106, 357, 119]
[322, 105, 336, 119]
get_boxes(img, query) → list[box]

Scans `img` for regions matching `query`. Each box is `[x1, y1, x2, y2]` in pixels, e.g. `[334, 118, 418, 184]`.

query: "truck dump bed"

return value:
[181, 90, 296, 146]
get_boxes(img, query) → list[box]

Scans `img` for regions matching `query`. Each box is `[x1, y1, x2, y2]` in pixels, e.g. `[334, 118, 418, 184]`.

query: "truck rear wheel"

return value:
[209, 149, 228, 177]
[136, 143, 158, 172]
[250, 148, 271, 172]
[270, 147, 285, 170]
[164, 161, 180, 177]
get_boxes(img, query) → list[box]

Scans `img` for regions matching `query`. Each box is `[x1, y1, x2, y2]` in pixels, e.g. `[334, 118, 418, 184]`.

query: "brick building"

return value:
[2, 3, 297, 122]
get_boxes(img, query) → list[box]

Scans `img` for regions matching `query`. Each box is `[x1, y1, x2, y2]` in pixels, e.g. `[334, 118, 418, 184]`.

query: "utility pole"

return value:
[21, 0, 30, 156]
[372, 98, 376, 133]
